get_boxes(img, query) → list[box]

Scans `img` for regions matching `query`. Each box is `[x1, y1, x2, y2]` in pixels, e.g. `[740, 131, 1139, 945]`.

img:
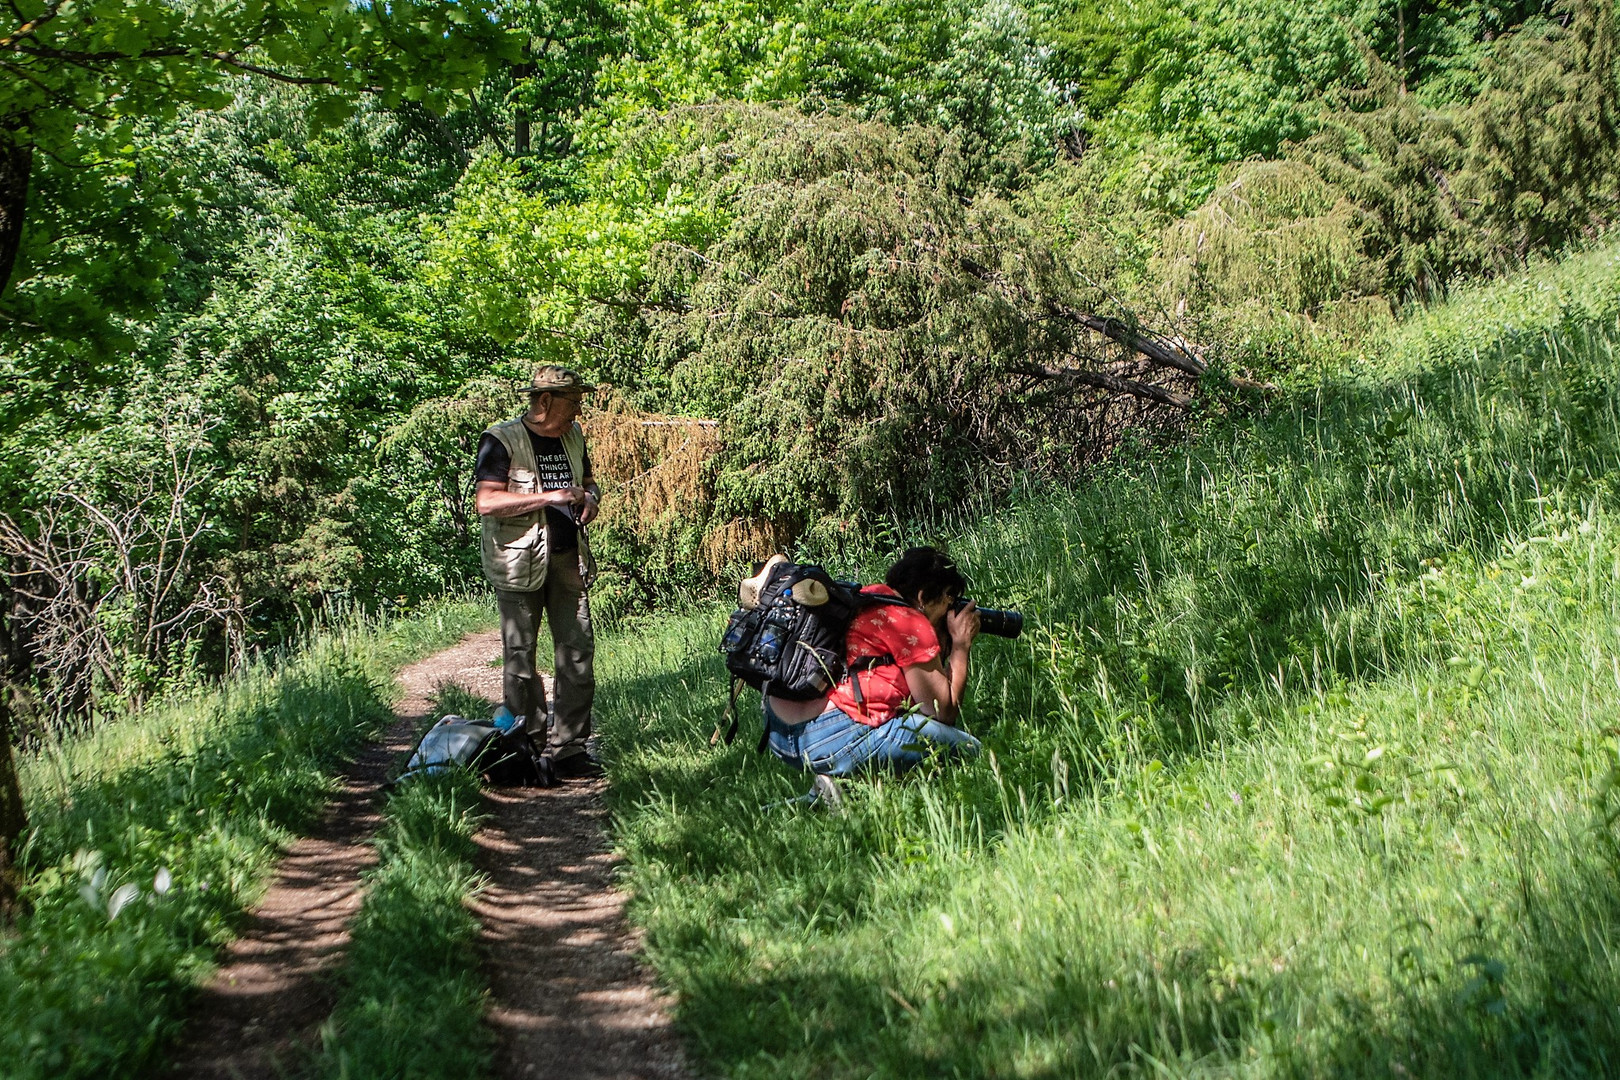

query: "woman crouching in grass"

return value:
[764, 546, 982, 778]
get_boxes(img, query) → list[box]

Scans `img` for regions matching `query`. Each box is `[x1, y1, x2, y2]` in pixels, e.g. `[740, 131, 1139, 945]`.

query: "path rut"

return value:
[444, 635, 690, 1080]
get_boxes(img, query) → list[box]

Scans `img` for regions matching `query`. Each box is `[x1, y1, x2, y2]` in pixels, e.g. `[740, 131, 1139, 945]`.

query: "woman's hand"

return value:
[946, 600, 980, 648]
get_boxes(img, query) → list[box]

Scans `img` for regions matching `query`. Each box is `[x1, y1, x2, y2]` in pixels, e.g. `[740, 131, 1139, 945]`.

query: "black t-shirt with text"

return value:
[475, 427, 592, 553]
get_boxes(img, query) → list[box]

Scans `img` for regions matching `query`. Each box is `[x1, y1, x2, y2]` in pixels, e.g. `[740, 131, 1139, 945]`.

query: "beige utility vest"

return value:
[479, 418, 596, 593]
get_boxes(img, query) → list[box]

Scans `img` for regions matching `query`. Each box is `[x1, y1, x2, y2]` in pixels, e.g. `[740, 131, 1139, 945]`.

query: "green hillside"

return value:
[597, 245, 1620, 1078]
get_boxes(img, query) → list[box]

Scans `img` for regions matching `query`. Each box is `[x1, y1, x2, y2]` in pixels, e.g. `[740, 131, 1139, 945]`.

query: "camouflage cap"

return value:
[518, 365, 597, 395]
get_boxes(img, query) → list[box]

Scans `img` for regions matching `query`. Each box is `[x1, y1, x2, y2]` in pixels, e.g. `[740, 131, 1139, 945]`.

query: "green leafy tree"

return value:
[0, 0, 516, 916]
[0, 0, 516, 379]
[4, 86, 500, 706]
[1036, 0, 1555, 203]
[145, 100, 500, 622]
[426, 148, 720, 369]
[501, 0, 620, 160]
[587, 0, 1077, 161]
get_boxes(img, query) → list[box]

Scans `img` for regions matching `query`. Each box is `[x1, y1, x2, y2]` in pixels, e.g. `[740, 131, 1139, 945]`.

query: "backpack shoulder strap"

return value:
[713, 677, 745, 747]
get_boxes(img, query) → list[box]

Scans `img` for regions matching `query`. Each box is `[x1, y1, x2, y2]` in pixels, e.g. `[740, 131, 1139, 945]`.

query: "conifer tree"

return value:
[1304, 0, 1618, 298]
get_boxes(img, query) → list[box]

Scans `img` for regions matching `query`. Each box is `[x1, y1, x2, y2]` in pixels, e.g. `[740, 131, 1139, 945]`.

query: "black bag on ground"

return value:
[481, 718, 556, 786]
[717, 558, 904, 747]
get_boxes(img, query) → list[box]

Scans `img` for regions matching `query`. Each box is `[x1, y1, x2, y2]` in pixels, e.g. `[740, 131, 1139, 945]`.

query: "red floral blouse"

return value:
[827, 584, 942, 726]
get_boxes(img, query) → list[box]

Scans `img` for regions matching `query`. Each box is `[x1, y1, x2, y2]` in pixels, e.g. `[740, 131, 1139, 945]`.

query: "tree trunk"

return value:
[514, 111, 530, 156]
[0, 133, 31, 301]
[0, 698, 25, 921]
[0, 580, 29, 922]
[513, 49, 535, 157]
[1397, 1, 1408, 94]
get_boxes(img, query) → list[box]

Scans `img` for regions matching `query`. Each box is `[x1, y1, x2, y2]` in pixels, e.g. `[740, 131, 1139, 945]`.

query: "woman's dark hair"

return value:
[885, 547, 967, 606]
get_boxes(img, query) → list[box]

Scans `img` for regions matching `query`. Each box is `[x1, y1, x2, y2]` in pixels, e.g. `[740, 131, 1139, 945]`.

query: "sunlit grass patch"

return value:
[311, 680, 494, 1080]
[314, 773, 492, 1079]
[1378, 241, 1620, 379]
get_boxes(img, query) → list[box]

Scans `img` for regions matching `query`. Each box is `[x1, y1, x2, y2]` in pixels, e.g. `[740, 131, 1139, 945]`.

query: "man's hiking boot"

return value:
[551, 752, 605, 780]
[534, 753, 560, 787]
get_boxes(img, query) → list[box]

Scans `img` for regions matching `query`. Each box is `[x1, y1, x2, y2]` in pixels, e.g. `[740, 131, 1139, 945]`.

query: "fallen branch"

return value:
[960, 255, 1209, 379]
[1044, 301, 1208, 378]
[1010, 363, 1193, 410]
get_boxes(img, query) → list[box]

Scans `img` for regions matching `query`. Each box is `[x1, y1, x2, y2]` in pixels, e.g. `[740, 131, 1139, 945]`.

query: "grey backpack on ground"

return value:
[395, 714, 556, 787]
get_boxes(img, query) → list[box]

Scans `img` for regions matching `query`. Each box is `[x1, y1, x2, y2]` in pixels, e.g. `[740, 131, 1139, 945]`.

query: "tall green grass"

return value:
[0, 600, 493, 1079]
[598, 254, 1620, 1076]
[1375, 241, 1620, 378]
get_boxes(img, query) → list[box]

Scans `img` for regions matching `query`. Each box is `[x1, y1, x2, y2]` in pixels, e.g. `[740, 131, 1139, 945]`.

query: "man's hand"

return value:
[546, 486, 591, 509]
[946, 600, 980, 649]
[578, 490, 601, 526]
[476, 481, 590, 519]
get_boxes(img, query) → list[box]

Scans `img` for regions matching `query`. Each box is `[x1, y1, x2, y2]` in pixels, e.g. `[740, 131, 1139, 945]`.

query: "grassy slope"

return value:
[0, 601, 494, 1079]
[598, 244, 1620, 1078]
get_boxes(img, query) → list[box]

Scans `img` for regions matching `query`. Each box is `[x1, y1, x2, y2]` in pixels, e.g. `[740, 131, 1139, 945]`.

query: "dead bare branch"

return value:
[959, 255, 1210, 379]
[0, 416, 245, 725]
[1009, 363, 1194, 410]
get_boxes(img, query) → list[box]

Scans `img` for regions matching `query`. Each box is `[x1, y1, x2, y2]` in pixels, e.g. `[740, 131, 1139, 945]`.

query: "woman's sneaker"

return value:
[810, 773, 843, 811]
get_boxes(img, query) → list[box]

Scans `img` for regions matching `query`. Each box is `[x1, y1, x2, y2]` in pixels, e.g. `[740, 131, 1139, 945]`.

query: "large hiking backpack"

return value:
[717, 558, 904, 746]
[395, 713, 554, 787]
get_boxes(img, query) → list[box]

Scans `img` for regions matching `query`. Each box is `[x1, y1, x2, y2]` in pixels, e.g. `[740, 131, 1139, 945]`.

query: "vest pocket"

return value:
[493, 515, 542, 550]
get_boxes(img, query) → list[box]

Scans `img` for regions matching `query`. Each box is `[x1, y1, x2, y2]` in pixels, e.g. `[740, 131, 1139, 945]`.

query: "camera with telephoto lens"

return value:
[951, 598, 1023, 638]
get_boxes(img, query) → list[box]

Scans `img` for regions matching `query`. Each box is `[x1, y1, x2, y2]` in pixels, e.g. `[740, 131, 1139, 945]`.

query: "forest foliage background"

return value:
[2, 0, 1618, 727]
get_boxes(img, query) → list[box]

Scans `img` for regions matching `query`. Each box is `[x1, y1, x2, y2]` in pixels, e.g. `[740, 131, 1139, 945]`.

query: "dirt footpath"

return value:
[474, 782, 686, 1080]
[167, 631, 503, 1079]
[452, 636, 689, 1080]
[167, 627, 689, 1079]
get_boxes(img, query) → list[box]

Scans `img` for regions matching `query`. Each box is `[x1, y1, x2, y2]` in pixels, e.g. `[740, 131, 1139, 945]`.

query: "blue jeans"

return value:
[763, 700, 981, 777]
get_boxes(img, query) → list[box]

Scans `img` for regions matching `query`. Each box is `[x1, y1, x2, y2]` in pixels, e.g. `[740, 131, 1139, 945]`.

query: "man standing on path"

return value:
[474, 365, 603, 780]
